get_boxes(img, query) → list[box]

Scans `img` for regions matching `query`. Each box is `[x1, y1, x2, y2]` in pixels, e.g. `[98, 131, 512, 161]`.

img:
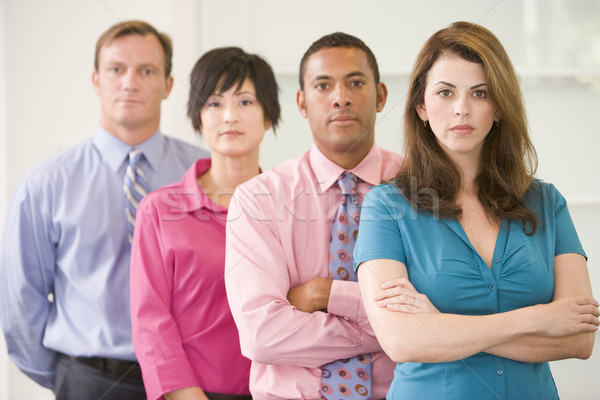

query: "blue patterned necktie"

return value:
[123, 149, 150, 244]
[321, 172, 372, 399]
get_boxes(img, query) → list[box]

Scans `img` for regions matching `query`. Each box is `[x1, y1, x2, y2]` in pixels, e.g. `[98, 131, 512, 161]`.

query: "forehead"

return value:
[98, 33, 165, 68]
[214, 77, 256, 95]
[427, 54, 486, 85]
[303, 47, 373, 81]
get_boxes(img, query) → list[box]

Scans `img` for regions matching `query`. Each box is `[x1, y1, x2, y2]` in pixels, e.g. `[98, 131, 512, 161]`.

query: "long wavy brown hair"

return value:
[395, 21, 538, 233]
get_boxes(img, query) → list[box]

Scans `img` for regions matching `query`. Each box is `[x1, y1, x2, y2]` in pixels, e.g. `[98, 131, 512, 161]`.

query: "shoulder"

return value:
[363, 183, 408, 216]
[162, 136, 209, 160]
[378, 147, 404, 179]
[526, 179, 564, 207]
[237, 151, 310, 195]
[366, 183, 403, 202]
[20, 138, 95, 188]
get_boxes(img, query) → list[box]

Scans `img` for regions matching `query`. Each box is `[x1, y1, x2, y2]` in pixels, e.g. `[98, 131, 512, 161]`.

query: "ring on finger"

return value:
[412, 297, 419, 308]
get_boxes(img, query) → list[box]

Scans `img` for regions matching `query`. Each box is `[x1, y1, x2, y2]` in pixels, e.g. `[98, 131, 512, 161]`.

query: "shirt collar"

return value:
[92, 125, 164, 173]
[179, 158, 225, 212]
[310, 143, 384, 193]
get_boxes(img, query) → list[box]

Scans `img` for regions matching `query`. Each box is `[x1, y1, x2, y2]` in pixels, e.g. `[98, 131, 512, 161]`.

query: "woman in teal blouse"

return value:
[354, 21, 599, 399]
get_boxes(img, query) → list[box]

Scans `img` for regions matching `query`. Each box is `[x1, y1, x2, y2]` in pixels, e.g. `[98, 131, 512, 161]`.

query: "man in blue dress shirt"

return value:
[0, 20, 208, 399]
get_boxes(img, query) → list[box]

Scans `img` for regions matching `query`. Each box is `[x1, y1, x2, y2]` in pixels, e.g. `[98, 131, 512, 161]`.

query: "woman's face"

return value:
[416, 54, 496, 163]
[200, 78, 270, 158]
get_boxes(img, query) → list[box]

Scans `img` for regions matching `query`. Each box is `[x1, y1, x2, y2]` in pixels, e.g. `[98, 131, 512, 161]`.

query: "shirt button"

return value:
[494, 258, 500, 263]
[343, 317, 349, 321]
[489, 283, 496, 290]
[496, 369, 503, 376]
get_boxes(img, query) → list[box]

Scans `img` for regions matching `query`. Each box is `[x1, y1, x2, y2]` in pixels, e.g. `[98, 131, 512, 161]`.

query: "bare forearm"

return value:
[485, 332, 595, 362]
[164, 386, 210, 400]
[376, 308, 534, 363]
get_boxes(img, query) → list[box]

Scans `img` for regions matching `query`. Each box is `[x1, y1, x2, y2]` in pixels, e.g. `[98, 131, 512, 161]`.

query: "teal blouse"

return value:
[354, 180, 586, 400]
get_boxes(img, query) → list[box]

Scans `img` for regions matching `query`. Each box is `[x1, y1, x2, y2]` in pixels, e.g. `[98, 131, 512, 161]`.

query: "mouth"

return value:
[220, 130, 243, 136]
[118, 98, 141, 105]
[450, 124, 474, 135]
[330, 113, 357, 125]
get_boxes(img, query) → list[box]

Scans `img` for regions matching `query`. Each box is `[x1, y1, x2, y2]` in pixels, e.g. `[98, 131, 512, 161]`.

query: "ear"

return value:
[416, 103, 428, 123]
[376, 82, 388, 112]
[91, 70, 100, 96]
[163, 75, 174, 99]
[297, 90, 308, 118]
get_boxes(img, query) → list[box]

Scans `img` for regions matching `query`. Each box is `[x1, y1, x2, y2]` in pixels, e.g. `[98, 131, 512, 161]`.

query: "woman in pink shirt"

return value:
[130, 47, 280, 400]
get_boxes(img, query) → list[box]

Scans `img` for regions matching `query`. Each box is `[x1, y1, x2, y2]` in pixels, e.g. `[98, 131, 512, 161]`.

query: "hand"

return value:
[374, 277, 439, 313]
[287, 278, 333, 313]
[531, 296, 599, 337]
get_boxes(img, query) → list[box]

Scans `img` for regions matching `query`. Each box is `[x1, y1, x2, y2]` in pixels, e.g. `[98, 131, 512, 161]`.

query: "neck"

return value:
[320, 142, 373, 170]
[199, 152, 260, 208]
[449, 153, 480, 194]
[100, 119, 160, 146]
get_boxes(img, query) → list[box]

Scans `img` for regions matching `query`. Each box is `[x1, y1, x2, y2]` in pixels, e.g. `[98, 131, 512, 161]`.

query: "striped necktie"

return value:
[123, 149, 150, 244]
[321, 172, 372, 399]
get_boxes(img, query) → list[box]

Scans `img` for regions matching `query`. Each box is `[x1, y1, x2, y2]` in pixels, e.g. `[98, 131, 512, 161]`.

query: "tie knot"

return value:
[337, 172, 358, 195]
[128, 148, 143, 166]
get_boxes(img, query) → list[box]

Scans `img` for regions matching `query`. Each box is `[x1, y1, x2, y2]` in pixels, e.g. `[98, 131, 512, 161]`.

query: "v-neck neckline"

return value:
[441, 218, 509, 281]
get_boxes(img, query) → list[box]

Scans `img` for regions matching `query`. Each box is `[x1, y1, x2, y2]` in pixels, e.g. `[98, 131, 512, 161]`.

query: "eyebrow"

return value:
[210, 90, 257, 97]
[434, 81, 487, 89]
[312, 71, 368, 82]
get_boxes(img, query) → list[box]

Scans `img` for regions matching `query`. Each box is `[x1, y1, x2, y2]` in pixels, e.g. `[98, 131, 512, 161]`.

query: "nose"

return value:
[121, 69, 138, 90]
[221, 102, 239, 124]
[454, 95, 471, 116]
[332, 83, 351, 108]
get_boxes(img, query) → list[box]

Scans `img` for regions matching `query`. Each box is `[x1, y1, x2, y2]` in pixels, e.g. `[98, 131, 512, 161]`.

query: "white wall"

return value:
[1, 0, 599, 398]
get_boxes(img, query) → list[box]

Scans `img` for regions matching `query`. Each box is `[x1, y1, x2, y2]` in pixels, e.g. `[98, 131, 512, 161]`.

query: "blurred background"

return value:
[1, 0, 599, 398]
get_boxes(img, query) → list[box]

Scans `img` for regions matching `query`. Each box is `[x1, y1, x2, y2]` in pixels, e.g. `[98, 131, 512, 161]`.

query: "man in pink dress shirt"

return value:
[225, 32, 417, 399]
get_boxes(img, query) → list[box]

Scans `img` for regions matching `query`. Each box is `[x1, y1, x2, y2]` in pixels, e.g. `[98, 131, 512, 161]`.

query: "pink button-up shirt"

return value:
[131, 159, 251, 400]
[225, 144, 403, 399]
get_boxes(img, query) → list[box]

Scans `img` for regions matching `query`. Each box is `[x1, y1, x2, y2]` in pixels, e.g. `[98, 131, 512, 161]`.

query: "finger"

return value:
[376, 294, 415, 307]
[574, 296, 600, 307]
[578, 305, 600, 317]
[580, 314, 600, 326]
[386, 304, 417, 313]
[580, 323, 599, 332]
[373, 287, 413, 301]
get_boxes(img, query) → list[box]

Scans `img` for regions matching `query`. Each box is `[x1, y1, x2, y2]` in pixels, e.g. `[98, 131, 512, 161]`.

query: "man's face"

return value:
[92, 33, 173, 142]
[297, 47, 387, 168]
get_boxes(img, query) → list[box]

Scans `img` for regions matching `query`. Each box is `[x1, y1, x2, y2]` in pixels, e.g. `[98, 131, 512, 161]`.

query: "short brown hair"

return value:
[187, 47, 280, 134]
[94, 20, 173, 77]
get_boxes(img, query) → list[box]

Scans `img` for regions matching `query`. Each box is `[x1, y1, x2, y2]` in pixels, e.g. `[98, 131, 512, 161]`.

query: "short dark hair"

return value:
[187, 47, 281, 133]
[95, 20, 173, 77]
[298, 32, 380, 89]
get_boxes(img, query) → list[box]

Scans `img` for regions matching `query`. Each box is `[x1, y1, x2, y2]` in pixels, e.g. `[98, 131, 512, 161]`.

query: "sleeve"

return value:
[224, 184, 383, 367]
[0, 178, 59, 389]
[130, 198, 199, 400]
[354, 184, 407, 269]
[548, 183, 586, 258]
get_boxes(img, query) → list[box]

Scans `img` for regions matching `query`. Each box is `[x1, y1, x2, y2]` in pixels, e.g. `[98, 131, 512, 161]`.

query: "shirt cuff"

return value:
[327, 280, 364, 323]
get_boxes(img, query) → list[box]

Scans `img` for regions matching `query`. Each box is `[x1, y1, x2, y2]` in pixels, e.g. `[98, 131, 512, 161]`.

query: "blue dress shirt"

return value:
[354, 180, 586, 400]
[0, 126, 208, 389]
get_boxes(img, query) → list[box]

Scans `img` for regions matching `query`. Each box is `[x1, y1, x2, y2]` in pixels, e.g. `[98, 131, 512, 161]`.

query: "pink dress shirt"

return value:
[131, 158, 251, 400]
[225, 144, 403, 399]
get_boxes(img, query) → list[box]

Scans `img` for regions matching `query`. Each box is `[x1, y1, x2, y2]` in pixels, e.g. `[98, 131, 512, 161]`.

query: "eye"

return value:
[316, 82, 329, 90]
[473, 90, 487, 98]
[240, 99, 253, 106]
[142, 68, 154, 75]
[207, 101, 221, 108]
[109, 66, 121, 74]
[437, 89, 452, 97]
[349, 80, 365, 88]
